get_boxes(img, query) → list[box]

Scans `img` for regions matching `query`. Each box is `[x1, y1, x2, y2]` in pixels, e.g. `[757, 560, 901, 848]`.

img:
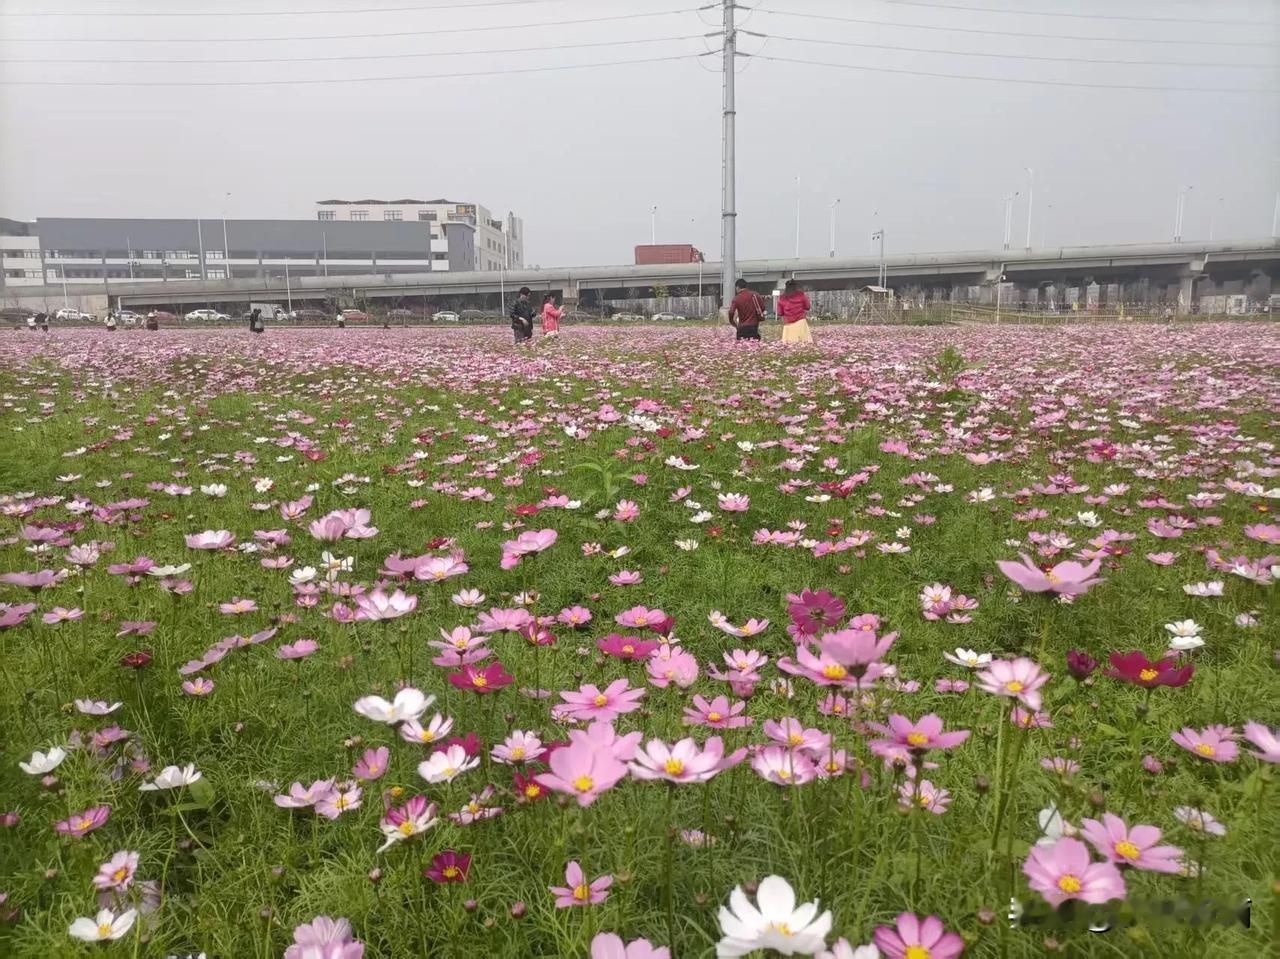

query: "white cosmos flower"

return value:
[74, 699, 123, 715]
[451, 589, 485, 608]
[289, 565, 318, 586]
[417, 744, 480, 784]
[715, 874, 833, 958]
[675, 539, 700, 551]
[817, 941, 880, 959]
[690, 511, 713, 524]
[253, 477, 275, 493]
[1076, 511, 1101, 528]
[146, 563, 191, 578]
[19, 746, 67, 775]
[68, 908, 137, 942]
[139, 763, 202, 791]
[1167, 635, 1205, 652]
[1183, 581, 1224, 597]
[1035, 802, 1077, 846]
[665, 456, 699, 471]
[943, 648, 991, 669]
[1164, 619, 1203, 639]
[353, 687, 433, 725]
[200, 484, 227, 498]
[967, 487, 996, 503]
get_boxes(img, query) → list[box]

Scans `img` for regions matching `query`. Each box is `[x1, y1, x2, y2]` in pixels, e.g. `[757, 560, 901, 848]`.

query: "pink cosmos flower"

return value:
[425, 849, 471, 884]
[777, 645, 860, 687]
[56, 805, 111, 838]
[873, 913, 964, 959]
[976, 657, 1050, 710]
[996, 553, 1103, 596]
[274, 780, 337, 809]
[492, 730, 544, 765]
[92, 850, 139, 891]
[818, 628, 896, 682]
[536, 740, 628, 807]
[284, 916, 364, 959]
[219, 597, 258, 615]
[557, 605, 593, 627]
[763, 718, 831, 755]
[0, 602, 37, 629]
[1079, 813, 1183, 873]
[751, 745, 819, 786]
[613, 500, 640, 522]
[897, 778, 951, 814]
[399, 714, 454, 746]
[181, 677, 215, 696]
[355, 588, 417, 621]
[42, 607, 83, 625]
[185, 529, 235, 550]
[352, 747, 389, 781]
[1, 569, 67, 590]
[316, 784, 363, 820]
[559, 678, 646, 723]
[475, 607, 534, 634]
[609, 570, 643, 586]
[309, 516, 349, 542]
[550, 861, 612, 908]
[717, 493, 750, 512]
[628, 736, 746, 784]
[615, 605, 667, 629]
[1171, 725, 1239, 763]
[377, 795, 439, 852]
[277, 639, 318, 660]
[646, 649, 699, 689]
[1023, 837, 1127, 907]
[414, 555, 468, 582]
[683, 694, 751, 729]
[1243, 523, 1280, 545]
[868, 713, 970, 755]
[590, 932, 670, 959]
[1242, 722, 1280, 763]
[597, 633, 659, 660]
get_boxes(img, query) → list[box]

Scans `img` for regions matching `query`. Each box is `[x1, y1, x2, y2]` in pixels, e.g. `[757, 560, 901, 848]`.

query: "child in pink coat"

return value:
[541, 295, 563, 338]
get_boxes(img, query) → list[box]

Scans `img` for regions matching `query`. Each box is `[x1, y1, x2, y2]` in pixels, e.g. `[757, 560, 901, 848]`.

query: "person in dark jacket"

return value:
[727, 279, 766, 341]
[510, 287, 535, 343]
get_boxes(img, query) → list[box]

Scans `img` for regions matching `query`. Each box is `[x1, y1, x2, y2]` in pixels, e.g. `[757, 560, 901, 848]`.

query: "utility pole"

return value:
[1002, 192, 1019, 251]
[828, 198, 840, 258]
[872, 229, 886, 287]
[719, 0, 737, 309]
[650, 205, 658, 246]
[1174, 185, 1193, 242]
[1024, 167, 1034, 251]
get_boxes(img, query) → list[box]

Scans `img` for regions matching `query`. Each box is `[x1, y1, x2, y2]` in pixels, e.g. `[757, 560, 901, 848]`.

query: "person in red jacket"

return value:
[541, 294, 563, 338]
[727, 279, 766, 341]
[777, 279, 813, 344]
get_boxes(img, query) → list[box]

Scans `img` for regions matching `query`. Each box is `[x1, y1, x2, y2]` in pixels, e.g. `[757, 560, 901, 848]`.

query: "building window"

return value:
[317, 211, 336, 221]
[383, 210, 402, 221]
[432, 252, 447, 261]
[350, 211, 369, 221]
[206, 269, 225, 279]
[418, 211, 436, 221]
[22, 249, 40, 258]
[25, 269, 42, 278]
[207, 250, 223, 260]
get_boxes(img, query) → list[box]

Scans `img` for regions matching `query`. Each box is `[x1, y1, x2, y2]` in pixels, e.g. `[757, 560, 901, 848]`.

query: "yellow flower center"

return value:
[1057, 874, 1082, 894]
[777, 768, 792, 781]
[1138, 668, 1159, 682]
[77, 818, 93, 831]
[112, 868, 128, 882]
[904, 947, 932, 959]
[420, 731, 436, 742]
[97, 923, 113, 938]
[524, 784, 541, 798]
[510, 747, 525, 759]
[443, 766, 457, 777]
[397, 821, 415, 835]
[443, 866, 459, 878]
[821, 664, 848, 680]
[335, 796, 350, 810]
[707, 712, 723, 722]
[573, 884, 590, 901]
[788, 733, 804, 746]
[1115, 841, 1141, 860]
[573, 775, 594, 793]
[1005, 680, 1024, 693]
[368, 765, 381, 775]
[390, 786, 403, 798]
[768, 922, 793, 936]
[593, 694, 608, 707]
[452, 639, 468, 649]
[622, 644, 635, 654]
[1194, 743, 1216, 757]
[1046, 571, 1061, 584]
[906, 732, 929, 747]
[472, 675, 488, 687]
[664, 758, 685, 776]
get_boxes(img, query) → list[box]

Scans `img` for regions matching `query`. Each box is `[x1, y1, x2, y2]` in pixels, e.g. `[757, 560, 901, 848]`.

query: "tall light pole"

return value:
[196, 217, 206, 281]
[1023, 167, 1034, 251]
[1174, 185, 1193, 241]
[1002, 192, 1020, 251]
[125, 235, 133, 280]
[828, 198, 840, 258]
[719, 0, 737, 308]
[793, 175, 801, 258]
[650, 205, 657, 246]
[222, 192, 231, 281]
[872, 229, 886, 287]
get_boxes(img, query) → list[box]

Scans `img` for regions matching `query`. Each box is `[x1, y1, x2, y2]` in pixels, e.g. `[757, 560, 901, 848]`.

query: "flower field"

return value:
[0, 323, 1277, 958]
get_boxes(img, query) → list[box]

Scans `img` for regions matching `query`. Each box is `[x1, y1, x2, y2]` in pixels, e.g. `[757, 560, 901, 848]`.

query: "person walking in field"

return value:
[727, 279, 766, 341]
[777, 279, 813, 344]
[510, 287, 535, 344]
[541, 294, 563, 339]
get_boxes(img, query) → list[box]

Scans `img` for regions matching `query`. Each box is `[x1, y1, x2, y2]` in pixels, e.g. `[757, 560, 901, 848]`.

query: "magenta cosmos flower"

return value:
[873, 912, 964, 959]
[1079, 813, 1183, 873]
[550, 860, 612, 908]
[628, 736, 746, 784]
[558, 678, 645, 723]
[424, 849, 471, 884]
[1243, 722, 1280, 763]
[868, 713, 970, 755]
[92, 850, 139, 892]
[996, 553, 1103, 596]
[786, 589, 846, 635]
[597, 633, 659, 660]
[535, 739, 628, 807]
[284, 916, 364, 959]
[56, 805, 111, 839]
[590, 932, 670, 959]
[184, 529, 235, 550]
[447, 661, 514, 694]
[1023, 837, 1127, 907]
[976, 657, 1051, 710]
[1171, 725, 1239, 763]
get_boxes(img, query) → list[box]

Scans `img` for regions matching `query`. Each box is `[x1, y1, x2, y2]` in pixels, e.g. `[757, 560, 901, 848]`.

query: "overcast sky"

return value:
[2, 0, 1277, 266]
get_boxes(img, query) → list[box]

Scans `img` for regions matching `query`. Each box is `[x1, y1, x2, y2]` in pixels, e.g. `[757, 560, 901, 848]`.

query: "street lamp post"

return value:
[828, 198, 840, 258]
[1002, 192, 1020, 251]
[1024, 167, 1034, 251]
[1174, 185, 1194, 241]
[650, 206, 657, 246]
[222, 192, 231, 281]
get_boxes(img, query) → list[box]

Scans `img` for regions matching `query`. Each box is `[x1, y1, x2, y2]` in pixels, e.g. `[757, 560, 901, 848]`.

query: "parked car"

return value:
[184, 308, 230, 322]
[652, 312, 687, 322]
[118, 310, 144, 326]
[432, 311, 460, 323]
[610, 312, 644, 322]
[289, 308, 328, 322]
[340, 309, 370, 323]
[387, 309, 415, 319]
[54, 307, 95, 321]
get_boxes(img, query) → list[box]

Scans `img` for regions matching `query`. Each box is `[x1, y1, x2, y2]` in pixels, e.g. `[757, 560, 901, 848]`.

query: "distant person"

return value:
[510, 287, 535, 344]
[26, 314, 37, 331]
[777, 279, 813, 344]
[104, 311, 118, 332]
[727, 279, 766, 341]
[38, 312, 49, 333]
[145, 311, 159, 331]
[249, 307, 262, 333]
[336, 311, 346, 329]
[541, 294, 562, 338]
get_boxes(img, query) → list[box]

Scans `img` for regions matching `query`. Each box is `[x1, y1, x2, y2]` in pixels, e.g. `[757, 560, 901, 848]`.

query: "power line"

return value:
[746, 31, 1274, 69]
[0, 51, 712, 86]
[753, 6, 1275, 46]
[882, 0, 1270, 27]
[747, 53, 1277, 94]
[0, 34, 706, 65]
[0, 0, 564, 15]
[0, 6, 698, 42]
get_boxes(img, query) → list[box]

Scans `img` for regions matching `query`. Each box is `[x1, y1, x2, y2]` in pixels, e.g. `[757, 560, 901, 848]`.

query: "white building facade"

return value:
[315, 199, 523, 272]
[1, 219, 44, 299]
